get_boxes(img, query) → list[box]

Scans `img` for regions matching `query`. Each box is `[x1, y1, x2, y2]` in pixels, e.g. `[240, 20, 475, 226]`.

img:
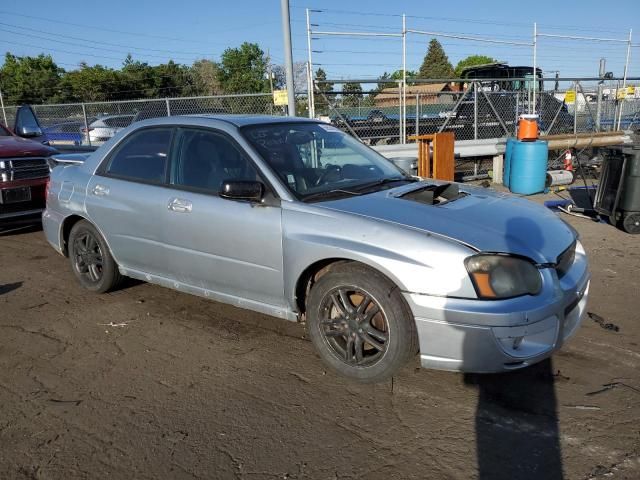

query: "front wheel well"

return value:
[294, 259, 402, 316]
[61, 214, 87, 256]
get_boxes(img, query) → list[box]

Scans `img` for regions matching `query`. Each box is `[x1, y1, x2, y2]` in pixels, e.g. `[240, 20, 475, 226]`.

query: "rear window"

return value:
[103, 128, 173, 184]
[103, 116, 133, 128]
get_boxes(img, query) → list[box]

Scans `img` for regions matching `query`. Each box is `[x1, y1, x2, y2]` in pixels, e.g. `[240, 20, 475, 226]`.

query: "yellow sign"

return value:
[273, 90, 288, 106]
[627, 86, 635, 95]
[564, 90, 576, 104]
[617, 88, 627, 100]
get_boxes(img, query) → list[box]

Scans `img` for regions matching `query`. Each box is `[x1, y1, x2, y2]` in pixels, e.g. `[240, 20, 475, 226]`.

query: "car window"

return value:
[104, 128, 172, 183]
[104, 117, 133, 128]
[242, 122, 407, 199]
[171, 128, 258, 193]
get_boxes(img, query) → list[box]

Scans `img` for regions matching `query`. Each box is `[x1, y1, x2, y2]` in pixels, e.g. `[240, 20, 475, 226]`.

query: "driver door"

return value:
[163, 127, 285, 308]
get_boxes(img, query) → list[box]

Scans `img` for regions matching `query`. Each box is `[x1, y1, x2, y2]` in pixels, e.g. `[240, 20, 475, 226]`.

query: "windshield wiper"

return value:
[352, 176, 418, 193]
[302, 189, 363, 203]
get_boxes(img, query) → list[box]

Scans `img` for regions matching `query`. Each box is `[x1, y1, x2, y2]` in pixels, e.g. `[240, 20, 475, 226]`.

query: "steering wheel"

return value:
[315, 164, 342, 186]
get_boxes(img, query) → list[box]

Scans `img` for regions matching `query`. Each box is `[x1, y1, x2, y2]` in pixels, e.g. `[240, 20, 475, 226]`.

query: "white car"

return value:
[82, 115, 135, 146]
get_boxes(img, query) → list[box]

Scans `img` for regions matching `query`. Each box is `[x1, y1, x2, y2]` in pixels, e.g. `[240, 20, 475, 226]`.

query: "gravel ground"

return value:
[0, 194, 639, 480]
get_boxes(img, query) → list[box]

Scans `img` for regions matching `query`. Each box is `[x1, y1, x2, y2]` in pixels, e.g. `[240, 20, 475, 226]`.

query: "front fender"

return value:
[282, 204, 477, 311]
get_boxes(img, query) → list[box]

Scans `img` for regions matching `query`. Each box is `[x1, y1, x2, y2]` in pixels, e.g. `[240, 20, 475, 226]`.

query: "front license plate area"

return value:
[1, 187, 32, 204]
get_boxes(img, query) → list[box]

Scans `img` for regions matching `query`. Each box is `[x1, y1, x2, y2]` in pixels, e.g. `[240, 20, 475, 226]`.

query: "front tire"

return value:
[68, 220, 122, 293]
[306, 263, 418, 383]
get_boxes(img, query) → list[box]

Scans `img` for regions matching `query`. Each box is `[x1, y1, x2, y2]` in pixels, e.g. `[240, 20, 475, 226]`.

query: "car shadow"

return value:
[0, 281, 22, 296]
[462, 215, 564, 479]
[0, 221, 43, 237]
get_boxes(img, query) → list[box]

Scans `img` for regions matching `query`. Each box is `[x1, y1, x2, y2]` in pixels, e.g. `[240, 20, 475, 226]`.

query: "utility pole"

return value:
[280, 0, 296, 116]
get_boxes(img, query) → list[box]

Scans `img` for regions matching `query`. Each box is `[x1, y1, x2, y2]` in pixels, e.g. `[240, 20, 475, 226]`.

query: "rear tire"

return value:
[622, 212, 640, 234]
[68, 220, 122, 293]
[306, 263, 418, 383]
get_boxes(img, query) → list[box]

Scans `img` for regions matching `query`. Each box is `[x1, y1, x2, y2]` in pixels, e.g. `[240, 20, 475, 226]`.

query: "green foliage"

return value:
[191, 59, 222, 96]
[376, 70, 417, 91]
[217, 42, 268, 94]
[342, 82, 363, 107]
[418, 39, 454, 79]
[0, 53, 63, 104]
[314, 68, 333, 114]
[454, 55, 497, 77]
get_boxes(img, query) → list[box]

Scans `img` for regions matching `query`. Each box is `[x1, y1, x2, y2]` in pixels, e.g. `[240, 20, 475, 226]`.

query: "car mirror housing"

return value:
[18, 125, 43, 138]
[219, 180, 264, 202]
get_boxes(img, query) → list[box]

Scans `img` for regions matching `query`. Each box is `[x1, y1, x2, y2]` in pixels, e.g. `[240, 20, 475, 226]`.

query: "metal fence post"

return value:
[165, 98, 171, 116]
[573, 81, 578, 135]
[0, 88, 7, 127]
[415, 94, 420, 137]
[398, 82, 403, 144]
[82, 103, 91, 147]
[473, 82, 478, 140]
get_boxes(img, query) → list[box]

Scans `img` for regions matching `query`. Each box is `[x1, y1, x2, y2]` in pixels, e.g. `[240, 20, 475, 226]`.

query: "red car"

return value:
[0, 123, 57, 225]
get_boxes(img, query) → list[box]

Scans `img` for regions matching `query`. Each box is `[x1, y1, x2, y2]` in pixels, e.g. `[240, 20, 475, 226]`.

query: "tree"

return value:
[454, 55, 497, 77]
[55, 63, 125, 102]
[342, 82, 363, 107]
[0, 53, 63, 104]
[190, 59, 222, 96]
[418, 39, 454, 79]
[314, 67, 333, 114]
[271, 62, 308, 92]
[376, 69, 417, 92]
[217, 42, 268, 93]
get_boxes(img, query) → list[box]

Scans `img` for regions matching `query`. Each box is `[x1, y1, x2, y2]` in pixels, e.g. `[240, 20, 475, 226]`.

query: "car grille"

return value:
[0, 157, 50, 182]
[555, 241, 576, 278]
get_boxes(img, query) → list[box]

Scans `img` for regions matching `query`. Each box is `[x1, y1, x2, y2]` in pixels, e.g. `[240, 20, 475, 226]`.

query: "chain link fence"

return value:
[1, 93, 286, 146]
[2, 78, 639, 180]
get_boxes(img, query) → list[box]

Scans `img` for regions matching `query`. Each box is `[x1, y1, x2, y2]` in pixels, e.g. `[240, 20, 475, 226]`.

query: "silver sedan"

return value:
[43, 115, 590, 383]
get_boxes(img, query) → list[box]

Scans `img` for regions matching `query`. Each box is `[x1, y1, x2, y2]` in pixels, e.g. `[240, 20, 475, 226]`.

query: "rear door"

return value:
[162, 127, 285, 307]
[85, 126, 175, 277]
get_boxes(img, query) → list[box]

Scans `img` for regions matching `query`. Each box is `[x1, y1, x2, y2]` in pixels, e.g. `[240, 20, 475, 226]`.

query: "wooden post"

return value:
[493, 154, 504, 185]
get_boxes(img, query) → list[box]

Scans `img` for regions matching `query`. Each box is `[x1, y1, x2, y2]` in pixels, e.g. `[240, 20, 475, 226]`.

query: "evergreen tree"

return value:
[418, 39, 454, 79]
[314, 68, 333, 114]
[342, 82, 363, 107]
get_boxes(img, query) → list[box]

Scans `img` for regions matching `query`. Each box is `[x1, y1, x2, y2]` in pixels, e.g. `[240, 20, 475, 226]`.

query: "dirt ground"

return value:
[1, 193, 639, 480]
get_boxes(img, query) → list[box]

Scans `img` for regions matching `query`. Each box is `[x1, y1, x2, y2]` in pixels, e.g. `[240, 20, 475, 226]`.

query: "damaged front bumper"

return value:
[403, 244, 590, 373]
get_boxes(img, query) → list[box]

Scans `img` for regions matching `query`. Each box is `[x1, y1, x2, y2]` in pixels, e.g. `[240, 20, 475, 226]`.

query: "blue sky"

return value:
[1, 0, 639, 84]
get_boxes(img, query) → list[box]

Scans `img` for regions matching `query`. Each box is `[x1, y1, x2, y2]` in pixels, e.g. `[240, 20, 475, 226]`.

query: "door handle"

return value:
[168, 197, 192, 213]
[92, 184, 109, 196]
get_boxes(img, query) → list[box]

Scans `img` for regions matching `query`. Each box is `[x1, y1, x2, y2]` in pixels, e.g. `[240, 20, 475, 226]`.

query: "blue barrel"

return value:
[509, 140, 548, 195]
[504, 137, 516, 187]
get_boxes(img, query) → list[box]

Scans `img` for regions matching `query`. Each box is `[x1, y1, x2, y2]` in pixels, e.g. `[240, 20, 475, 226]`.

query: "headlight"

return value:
[465, 254, 542, 299]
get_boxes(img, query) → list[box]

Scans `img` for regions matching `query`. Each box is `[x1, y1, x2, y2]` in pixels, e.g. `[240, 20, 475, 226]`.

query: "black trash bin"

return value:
[594, 145, 640, 234]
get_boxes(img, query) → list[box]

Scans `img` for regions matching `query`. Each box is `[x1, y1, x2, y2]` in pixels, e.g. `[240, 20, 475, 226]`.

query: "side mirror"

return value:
[18, 125, 43, 138]
[219, 180, 264, 202]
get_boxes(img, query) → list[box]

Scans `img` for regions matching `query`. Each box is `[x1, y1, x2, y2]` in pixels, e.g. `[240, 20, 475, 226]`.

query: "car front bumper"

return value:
[403, 246, 590, 373]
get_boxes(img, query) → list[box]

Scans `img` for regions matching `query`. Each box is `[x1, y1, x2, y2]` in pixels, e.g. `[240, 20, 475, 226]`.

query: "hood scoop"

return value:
[398, 183, 467, 206]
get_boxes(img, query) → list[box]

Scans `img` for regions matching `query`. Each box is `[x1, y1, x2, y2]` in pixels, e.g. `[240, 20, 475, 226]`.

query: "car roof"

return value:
[180, 114, 321, 127]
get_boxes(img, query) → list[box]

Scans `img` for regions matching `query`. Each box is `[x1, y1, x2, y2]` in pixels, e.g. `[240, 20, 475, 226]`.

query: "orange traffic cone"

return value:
[563, 150, 573, 172]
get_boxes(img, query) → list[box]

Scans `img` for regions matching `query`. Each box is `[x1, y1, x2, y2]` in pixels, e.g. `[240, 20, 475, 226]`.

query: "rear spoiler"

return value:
[51, 153, 91, 165]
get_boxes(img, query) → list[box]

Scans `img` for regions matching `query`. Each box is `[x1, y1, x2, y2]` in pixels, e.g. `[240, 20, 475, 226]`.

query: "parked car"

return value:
[82, 114, 135, 145]
[43, 121, 88, 146]
[1, 123, 57, 225]
[43, 115, 590, 382]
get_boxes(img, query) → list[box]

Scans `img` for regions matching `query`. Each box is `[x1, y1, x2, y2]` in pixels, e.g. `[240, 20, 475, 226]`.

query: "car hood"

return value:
[316, 182, 576, 264]
[0, 135, 57, 157]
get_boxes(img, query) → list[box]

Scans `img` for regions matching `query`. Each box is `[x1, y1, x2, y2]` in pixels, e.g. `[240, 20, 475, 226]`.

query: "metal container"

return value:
[390, 157, 418, 176]
[546, 170, 574, 187]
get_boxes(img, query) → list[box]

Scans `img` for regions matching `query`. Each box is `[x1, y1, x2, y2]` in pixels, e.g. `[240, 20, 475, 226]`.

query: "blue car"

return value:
[43, 122, 86, 146]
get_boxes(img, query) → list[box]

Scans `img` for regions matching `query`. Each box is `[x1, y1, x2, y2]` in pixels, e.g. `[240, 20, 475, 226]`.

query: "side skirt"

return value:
[120, 266, 299, 322]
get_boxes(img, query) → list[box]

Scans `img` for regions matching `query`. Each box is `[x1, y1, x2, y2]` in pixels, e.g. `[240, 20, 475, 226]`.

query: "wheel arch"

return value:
[293, 257, 408, 316]
[60, 214, 90, 256]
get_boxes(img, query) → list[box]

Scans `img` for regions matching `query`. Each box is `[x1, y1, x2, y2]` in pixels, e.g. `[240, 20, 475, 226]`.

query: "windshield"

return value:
[241, 122, 412, 201]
